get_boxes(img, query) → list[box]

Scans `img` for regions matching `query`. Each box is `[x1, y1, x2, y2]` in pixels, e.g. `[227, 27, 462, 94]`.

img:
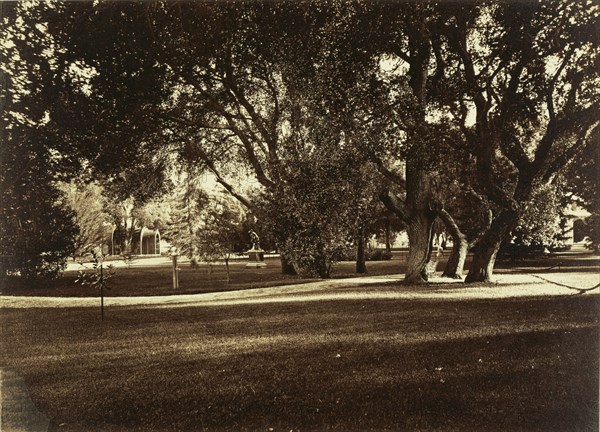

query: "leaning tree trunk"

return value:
[465, 209, 519, 283]
[439, 209, 468, 279]
[443, 239, 468, 279]
[356, 227, 367, 274]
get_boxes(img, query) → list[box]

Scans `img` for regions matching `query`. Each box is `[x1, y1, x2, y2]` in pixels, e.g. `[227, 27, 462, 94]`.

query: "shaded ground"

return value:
[0, 246, 598, 431]
[1, 294, 598, 432]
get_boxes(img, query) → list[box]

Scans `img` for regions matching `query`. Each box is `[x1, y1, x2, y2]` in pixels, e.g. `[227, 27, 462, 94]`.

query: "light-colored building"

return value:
[105, 227, 161, 256]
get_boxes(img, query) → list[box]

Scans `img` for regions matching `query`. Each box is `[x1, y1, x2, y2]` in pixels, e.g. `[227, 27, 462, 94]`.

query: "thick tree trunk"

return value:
[464, 238, 500, 284]
[403, 151, 440, 284]
[379, 185, 438, 285]
[356, 227, 367, 274]
[279, 253, 297, 275]
[439, 209, 468, 279]
[405, 211, 436, 284]
[443, 240, 468, 279]
[465, 209, 519, 283]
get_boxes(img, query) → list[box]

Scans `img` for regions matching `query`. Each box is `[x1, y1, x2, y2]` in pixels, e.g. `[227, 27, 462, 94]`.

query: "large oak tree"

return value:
[442, 0, 599, 282]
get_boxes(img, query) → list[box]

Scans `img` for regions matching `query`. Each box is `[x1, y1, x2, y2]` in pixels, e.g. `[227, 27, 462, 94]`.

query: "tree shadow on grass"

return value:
[16, 309, 591, 431]
[2, 296, 597, 432]
[177, 326, 598, 432]
[44, 326, 597, 432]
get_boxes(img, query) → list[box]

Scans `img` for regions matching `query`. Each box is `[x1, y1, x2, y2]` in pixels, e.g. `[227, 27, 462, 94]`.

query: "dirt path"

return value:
[1, 272, 598, 309]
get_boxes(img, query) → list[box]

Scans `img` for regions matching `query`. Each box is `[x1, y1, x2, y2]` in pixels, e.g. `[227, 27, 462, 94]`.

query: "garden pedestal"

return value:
[246, 248, 267, 268]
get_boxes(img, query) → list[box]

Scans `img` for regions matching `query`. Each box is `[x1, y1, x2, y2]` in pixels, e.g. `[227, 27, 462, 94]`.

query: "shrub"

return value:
[367, 249, 393, 261]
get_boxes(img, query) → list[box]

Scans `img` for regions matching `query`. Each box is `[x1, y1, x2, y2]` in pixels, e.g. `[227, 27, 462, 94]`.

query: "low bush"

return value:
[367, 249, 393, 261]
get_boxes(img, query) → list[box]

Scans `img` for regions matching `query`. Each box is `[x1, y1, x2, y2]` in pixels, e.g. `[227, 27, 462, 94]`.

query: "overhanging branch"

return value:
[191, 144, 255, 210]
[379, 190, 411, 224]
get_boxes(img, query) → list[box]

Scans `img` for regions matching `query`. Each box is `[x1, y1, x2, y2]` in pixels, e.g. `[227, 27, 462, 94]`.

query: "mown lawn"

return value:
[1, 293, 598, 431]
[3, 248, 597, 298]
[0, 255, 408, 297]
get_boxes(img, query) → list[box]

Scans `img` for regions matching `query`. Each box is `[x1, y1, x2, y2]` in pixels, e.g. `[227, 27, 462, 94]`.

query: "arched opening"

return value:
[109, 227, 121, 255]
[139, 228, 160, 255]
[155, 231, 161, 255]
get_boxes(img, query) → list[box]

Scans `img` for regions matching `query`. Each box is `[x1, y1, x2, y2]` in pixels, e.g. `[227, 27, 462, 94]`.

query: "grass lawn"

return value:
[0, 255, 407, 297]
[1, 293, 598, 431]
[2, 248, 598, 298]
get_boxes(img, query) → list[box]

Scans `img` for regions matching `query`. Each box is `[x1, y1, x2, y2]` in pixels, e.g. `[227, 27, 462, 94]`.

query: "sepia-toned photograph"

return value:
[1, 1, 598, 431]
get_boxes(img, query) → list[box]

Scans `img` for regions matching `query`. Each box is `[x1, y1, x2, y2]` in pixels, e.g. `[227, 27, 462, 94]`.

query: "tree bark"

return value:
[402, 180, 439, 284]
[405, 210, 436, 284]
[385, 217, 392, 253]
[443, 240, 468, 279]
[465, 209, 519, 283]
[379, 189, 437, 285]
[356, 227, 367, 274]
[439, 209, 468, 279]
[404, 152, 440, 284]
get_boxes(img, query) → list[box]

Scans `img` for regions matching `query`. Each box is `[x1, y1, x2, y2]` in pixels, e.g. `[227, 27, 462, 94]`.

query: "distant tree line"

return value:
[1, 0, 598, 282]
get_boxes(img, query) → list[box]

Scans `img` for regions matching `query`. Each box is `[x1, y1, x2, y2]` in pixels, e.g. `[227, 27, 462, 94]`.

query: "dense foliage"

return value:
[500, 185, 563, 260]
[162, 173, 248, 272]
[562, 140, 600, 252]
[1, 3, 79, 278]
[2, 0, 598, 281]
[259, 150, 358, 278]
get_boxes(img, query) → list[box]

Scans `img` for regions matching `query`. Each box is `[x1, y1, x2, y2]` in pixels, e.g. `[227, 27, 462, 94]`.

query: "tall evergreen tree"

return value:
[162, 171, 210, 265]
